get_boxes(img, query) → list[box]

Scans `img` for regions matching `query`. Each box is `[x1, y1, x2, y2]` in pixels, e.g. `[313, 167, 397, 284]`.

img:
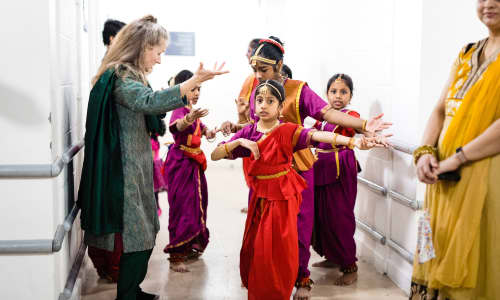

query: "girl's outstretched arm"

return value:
[311, 131, 391, 150]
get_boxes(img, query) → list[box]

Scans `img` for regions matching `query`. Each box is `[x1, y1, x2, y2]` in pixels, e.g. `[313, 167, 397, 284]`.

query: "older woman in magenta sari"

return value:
[410, 1, 500, 299]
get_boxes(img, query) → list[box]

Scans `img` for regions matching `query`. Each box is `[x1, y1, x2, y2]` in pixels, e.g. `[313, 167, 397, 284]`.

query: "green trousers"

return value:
[116, 248, 153, 300]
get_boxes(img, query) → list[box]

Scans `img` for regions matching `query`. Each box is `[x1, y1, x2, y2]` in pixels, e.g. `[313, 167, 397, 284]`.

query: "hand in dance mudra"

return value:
[238, 139, 260, 159]
[365, 113, 392, 133]
[356, 134, 393, 150]
[236, 97, 250, 115]
[219, 121, 239, 137]
[205, 127, 217, 140]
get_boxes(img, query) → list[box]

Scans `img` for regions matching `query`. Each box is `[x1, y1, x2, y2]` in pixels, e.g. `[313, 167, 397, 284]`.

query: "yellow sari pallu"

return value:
[412, 44, 500, 299]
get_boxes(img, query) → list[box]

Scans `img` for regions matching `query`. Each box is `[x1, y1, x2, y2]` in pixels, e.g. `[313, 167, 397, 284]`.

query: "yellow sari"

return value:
[411, 39, 500, 300]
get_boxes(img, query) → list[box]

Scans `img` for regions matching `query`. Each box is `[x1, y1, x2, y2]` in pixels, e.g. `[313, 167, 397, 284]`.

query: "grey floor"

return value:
[81, 166, 408, 300]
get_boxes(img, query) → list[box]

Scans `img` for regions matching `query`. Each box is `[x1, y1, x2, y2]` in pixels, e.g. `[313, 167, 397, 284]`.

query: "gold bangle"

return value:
[331, 133, 338, 148]
[413, 145, 437, 165]
[184, 115, 194, 125]
[362, 120, 367, 131]
[224, 144, 230, 157]
[348, 137, 356, 149]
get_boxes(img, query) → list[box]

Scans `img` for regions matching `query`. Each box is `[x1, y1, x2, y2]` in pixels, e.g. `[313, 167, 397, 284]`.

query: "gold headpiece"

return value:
[250, 44, 277, 66]
[256, 81, 283, 101]
[335, 74, 343, 83]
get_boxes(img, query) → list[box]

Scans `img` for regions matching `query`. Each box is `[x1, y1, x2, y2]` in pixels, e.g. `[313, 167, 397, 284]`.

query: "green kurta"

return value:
[84, 67, 186, 253]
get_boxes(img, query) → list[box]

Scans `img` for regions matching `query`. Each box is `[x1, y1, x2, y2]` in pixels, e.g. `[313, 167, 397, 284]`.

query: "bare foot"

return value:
[312, 260, 339, 268]
[293, 287, 311, 300]
[170, 261, 189, 273]
[241, 207, 248, 213]
[334, 271, 358, 286]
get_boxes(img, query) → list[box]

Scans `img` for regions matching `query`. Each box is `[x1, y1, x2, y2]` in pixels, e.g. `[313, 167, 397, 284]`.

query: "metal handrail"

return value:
[0, 204, 80, 254]
[58, 240, 86, 300]
[355, 218, 386, 245]
[390, 139, 417, 155]
[387, 239, 414, 264]
[358, 176, 387, 195]
[389, 190, 422, 211]
[356, 218, 415, 264]
[0, 140, 84, 178]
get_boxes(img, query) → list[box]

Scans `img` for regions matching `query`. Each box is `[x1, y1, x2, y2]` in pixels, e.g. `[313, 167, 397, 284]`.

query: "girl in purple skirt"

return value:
[163, 70, 217, 272]
[312, 74, 361, 286]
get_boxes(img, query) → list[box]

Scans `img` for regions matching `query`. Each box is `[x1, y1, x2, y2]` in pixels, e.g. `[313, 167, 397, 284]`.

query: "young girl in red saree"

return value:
[211, 80, 388, 300]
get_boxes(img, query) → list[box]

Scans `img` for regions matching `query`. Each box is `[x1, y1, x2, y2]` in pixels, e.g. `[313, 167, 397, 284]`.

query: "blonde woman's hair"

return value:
[92, 15, 168, 86]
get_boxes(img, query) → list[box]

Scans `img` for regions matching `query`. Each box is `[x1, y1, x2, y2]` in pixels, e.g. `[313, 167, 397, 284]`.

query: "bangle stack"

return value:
[183, 115, 194, 126]
[413, 145, 438, 165]
[330, 133, 339, 149]
[361, 120, 367, 131]
[347, 137, 356, 149]
[224, 144, 230, 157]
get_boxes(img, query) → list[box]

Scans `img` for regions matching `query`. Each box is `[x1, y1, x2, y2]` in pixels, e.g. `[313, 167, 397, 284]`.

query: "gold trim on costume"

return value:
[255, 169, 290, 180]
[335, 151, 340, 178]
[197, 168, 205, 226]
[295, 82, 305, 123]
[292, 126, 304, 148]
[165, 229, 202, 249]
[164, 167, 206, 250]
[179, 145, 202, 154]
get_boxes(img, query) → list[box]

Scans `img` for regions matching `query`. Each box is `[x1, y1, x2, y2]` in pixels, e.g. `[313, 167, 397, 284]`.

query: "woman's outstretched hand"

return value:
[365, 113, 393, 133]
[194, 62, 229, 83]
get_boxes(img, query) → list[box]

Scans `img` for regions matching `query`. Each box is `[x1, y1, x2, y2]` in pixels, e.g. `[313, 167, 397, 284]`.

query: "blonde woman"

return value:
[77, 15, 227, 300]
[410, 1, 500, 299]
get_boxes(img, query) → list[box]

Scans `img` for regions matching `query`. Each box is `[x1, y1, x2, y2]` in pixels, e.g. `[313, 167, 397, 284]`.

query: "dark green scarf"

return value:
[77, 68, 165, 235]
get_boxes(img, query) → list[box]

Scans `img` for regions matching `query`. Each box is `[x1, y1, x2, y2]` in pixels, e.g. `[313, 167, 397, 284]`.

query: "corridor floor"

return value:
[81, 165, 408, 300]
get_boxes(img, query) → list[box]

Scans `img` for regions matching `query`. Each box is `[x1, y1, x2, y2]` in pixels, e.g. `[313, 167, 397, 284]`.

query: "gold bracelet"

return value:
[413, 145, 438, 165]
[330, 133, 338, 148]
[362, 120, 367, 131]
[348, 137, 356, 149]
[184, 115, 194, 125]
[224, 144, 230, 157]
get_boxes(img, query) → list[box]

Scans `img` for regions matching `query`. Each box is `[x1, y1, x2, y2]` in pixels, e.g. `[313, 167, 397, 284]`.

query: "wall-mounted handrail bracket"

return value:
[0, 140, 84, 179]
[358, 176, 388, 196]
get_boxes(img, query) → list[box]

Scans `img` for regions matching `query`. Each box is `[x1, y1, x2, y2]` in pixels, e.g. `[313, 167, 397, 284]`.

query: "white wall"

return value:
[0, 0, 90, 298]
[99, 0, 266, 167]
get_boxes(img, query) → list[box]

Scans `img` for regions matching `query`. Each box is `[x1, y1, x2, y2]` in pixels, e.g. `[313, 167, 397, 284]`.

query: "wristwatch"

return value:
[456, 147, 468, 165]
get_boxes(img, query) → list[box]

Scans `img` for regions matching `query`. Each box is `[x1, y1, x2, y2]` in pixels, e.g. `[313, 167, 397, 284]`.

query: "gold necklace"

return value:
[257, 120, 280, 135]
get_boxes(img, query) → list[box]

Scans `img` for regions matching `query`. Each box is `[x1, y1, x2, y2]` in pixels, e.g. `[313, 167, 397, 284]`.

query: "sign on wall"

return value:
[165, 32, 195, 56]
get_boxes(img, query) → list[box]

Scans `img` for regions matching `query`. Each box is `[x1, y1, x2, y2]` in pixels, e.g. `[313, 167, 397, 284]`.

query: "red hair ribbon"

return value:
[259, 38, 285, 55]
